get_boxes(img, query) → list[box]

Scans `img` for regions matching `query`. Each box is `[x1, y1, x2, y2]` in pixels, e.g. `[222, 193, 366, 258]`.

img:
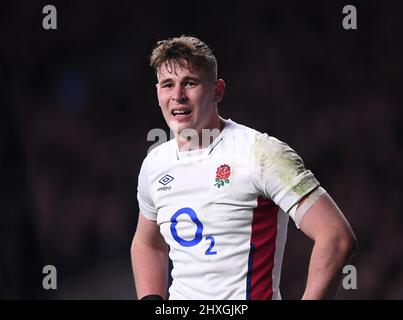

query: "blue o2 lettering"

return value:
[170, 207, 218, 255]
[205, 236, 217, 255]
[170, 207, 203, 247]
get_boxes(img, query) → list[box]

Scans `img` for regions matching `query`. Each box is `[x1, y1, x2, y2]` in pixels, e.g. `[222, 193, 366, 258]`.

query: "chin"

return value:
[168, 119, 194, 133]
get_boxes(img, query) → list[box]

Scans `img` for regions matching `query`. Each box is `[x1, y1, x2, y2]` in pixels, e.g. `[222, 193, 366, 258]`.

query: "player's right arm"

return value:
[131, 212, 169, 300]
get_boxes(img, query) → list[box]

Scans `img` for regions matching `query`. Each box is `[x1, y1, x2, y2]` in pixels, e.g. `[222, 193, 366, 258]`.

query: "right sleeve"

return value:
[137, 158, 157, 221]
[251, 133, 320, 214]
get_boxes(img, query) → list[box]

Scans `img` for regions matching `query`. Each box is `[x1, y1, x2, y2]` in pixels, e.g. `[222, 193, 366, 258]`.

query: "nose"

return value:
[172, 85, 187, 103]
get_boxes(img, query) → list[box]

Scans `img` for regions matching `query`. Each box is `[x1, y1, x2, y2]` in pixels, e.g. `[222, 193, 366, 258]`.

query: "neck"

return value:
[177, 117, 225, 151]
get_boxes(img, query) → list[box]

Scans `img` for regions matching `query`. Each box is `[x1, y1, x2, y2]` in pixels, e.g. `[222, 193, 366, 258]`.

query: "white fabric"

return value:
[137, 119, 320, 299]
[288, 186, 327, 229]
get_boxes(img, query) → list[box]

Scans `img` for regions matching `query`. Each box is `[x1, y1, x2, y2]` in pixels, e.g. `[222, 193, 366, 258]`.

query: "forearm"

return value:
[302, 236, 355, 300]
[131, 239, 169, 299]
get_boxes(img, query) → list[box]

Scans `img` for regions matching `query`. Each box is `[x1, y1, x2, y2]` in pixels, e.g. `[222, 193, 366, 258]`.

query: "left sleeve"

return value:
[251, 133, 320, 213]
[137, 157, 158, 221]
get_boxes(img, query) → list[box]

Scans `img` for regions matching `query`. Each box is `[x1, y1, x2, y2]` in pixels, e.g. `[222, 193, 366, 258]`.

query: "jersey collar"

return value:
[175, 119, 232, 160]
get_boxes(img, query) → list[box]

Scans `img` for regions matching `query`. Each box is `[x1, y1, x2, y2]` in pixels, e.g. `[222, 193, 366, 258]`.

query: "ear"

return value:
[155, 83, 160, 104]
[213, 79, 225, 104]
[155, 82, 163, 109]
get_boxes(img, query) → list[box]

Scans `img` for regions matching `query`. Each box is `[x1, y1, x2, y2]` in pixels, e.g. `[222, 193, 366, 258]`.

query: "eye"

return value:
[185, 81, 197, 87]
[161, 82, 174, 88]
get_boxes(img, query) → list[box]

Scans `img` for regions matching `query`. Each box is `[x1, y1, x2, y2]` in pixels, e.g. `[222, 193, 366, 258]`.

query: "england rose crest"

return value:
[214, 164, 231, 188]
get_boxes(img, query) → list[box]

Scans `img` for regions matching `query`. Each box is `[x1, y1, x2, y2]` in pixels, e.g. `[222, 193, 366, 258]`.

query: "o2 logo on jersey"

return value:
[170, 207, 217, 255]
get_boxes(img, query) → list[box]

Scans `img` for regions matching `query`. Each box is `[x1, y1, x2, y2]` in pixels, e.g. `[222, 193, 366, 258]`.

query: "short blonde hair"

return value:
[150, 35, 217, 81]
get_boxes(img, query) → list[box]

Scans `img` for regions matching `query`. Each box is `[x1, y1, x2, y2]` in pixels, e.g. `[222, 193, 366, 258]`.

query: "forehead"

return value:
[157, 60, 206, 81]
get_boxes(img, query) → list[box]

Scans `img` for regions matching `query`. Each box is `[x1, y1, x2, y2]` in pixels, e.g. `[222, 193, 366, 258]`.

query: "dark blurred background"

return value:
[1, 0, 402, 299]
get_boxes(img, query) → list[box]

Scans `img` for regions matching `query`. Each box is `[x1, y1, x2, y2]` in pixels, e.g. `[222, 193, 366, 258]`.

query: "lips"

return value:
[171, 108, 192, 117]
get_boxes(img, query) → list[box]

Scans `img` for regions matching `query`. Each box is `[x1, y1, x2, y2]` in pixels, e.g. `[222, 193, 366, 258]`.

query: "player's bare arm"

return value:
[298, 191, 357, 299]
[131, 213, 169, 299]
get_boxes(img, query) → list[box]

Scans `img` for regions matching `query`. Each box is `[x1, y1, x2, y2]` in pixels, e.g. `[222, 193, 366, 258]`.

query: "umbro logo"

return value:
[159, 174, 174, 185]
[157, 174, 174, 191]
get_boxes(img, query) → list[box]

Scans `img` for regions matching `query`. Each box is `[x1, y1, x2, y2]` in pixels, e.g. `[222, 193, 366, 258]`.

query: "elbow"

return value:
[337, 228, 358, 261]
[130, 236, 139, 257]
[316, 227, 358, 262]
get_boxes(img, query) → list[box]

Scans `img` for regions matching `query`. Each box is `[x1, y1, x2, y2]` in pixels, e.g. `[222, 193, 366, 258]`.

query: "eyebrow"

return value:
[158, 76, 201, 86]
[158, 78, 173, 86]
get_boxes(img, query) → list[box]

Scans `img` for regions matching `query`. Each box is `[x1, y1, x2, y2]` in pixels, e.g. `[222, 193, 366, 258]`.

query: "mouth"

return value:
[171, 108, 192, 118]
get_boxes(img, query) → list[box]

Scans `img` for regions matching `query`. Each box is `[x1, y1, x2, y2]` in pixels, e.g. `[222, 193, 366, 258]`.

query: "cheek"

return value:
[157, 92, 168, 108]
[199, 91, 214, 107]
[192, 89, 211, 105]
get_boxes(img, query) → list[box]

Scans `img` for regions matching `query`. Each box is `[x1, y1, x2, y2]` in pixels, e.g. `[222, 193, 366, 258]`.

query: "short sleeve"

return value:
[252, 133, 320, 213]
[137, 158, 157, 221]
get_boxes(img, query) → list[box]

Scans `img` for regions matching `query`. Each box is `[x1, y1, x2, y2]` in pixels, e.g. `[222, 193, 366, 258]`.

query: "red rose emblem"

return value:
[216, 164, 231, 180]
[214, 164, 231, 188]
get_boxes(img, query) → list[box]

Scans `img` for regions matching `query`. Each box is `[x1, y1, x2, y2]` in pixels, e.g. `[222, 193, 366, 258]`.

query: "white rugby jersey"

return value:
[137, 119, 320, 300]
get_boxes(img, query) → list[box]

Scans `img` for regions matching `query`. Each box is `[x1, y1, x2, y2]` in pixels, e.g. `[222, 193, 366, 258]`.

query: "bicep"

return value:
[132, 213, 167, 251]
[299, 193, 354, 242]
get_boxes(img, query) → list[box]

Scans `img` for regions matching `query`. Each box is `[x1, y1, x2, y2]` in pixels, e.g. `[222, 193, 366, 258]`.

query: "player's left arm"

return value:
[298, 191, 357, 299]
